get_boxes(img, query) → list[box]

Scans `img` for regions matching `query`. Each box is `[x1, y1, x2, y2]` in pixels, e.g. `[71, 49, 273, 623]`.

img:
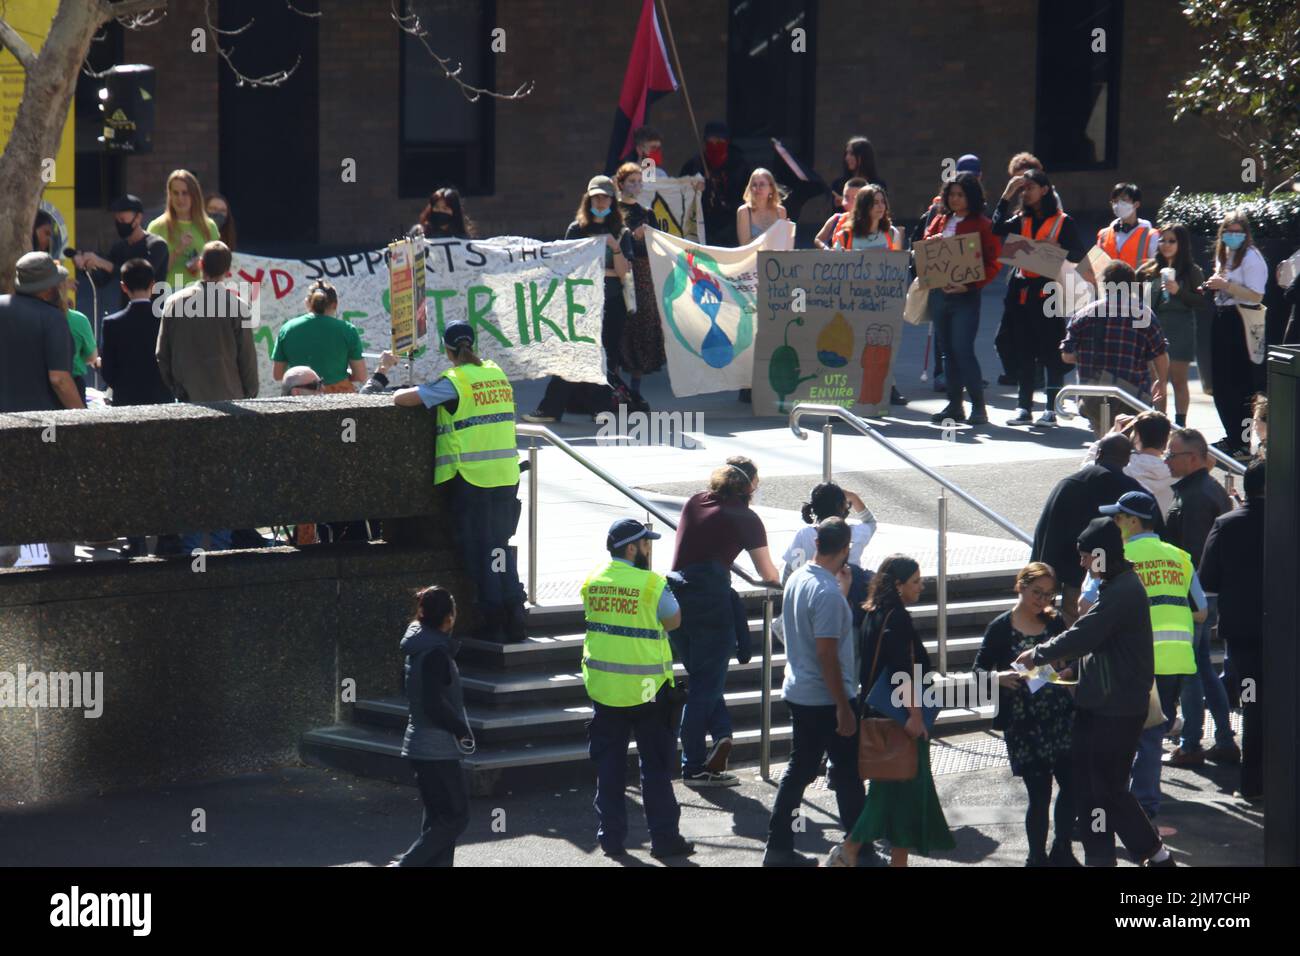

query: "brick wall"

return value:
[83, 0, 1245, 251]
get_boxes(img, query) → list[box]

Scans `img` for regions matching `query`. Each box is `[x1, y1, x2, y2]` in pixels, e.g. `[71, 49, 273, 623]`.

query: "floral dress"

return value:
[1004, 622, 1075, 777]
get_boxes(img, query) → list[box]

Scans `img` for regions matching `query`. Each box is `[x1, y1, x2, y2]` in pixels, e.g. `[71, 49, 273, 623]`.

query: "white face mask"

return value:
[1113, 201, 1136, 220]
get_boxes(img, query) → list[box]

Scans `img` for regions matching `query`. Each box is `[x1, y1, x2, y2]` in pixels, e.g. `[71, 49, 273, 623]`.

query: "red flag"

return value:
[604, 0, 678, 174]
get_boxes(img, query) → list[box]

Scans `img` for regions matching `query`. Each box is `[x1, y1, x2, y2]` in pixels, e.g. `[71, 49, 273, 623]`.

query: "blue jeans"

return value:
[928, 288, 983, 405]
[449, 478, 525, 613]
[1129, 674, 1180, 816]
[1179, 597, 1234, 752]
[668, 563, 735, 775]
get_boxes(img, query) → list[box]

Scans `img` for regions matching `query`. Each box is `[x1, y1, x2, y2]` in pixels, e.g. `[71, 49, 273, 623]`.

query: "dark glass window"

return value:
[1035, 0, 1123, 171]
[726, 0, 817, 165]
[399, 0, 495, 198]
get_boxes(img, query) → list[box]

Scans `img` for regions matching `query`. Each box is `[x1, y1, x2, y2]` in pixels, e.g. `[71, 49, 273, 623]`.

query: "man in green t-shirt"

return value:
[66, 305, 98, 403]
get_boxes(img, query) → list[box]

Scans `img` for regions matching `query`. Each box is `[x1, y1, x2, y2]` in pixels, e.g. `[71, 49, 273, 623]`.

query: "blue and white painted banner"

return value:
[645, 221, 796, 397]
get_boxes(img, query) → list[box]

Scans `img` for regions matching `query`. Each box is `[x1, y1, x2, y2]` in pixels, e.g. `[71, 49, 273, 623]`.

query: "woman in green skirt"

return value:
[828, 554, 954, 867]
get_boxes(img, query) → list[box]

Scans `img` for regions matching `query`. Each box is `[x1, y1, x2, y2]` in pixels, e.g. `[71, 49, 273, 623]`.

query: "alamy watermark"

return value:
[888, 666, 999, 713]
[595, 406, 704, 448]
[145, 278, 263, 328]
[0, 666, 103, 718]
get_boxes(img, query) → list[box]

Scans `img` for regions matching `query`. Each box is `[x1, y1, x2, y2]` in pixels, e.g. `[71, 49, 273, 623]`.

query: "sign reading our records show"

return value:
[752, 249, 910, 418]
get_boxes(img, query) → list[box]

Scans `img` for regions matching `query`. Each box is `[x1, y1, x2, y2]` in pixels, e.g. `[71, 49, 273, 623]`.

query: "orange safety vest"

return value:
[1098, 224, 1153, 268]
[1016, 212, 1066, 304]
[833, 217, 898, 251]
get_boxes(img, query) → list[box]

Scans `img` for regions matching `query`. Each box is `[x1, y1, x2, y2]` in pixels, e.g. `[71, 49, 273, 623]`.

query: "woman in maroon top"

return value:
[921, 172, 1002, 426]
[669, 457, 780, 786]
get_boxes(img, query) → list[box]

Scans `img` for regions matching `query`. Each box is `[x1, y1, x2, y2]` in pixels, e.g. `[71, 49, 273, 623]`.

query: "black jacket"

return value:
[990, 198, 1089, 301]
[1199, 498, 1264, 646]
[99, 299, 172, 406]
[972, 609, 1067, 731]
[857, 598, 930, 716]
[1032, 567, 1153, 717]
[1166, 468, 1232, 569]
[1032, 464, 1166, 587]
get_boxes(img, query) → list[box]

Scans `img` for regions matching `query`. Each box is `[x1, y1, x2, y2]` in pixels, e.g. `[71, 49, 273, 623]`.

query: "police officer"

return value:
[394, 321, 527, 642]
[581, 518, 694, 860]
[1080, 491, 1206, 820]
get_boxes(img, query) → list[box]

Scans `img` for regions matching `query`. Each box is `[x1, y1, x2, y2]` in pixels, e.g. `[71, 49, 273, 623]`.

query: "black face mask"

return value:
[115, 220, 136, 239]
[427, 211, 453, 230]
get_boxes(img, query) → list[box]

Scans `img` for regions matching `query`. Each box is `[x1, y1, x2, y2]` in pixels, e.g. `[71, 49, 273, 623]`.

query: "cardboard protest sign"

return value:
[914, 234, 985, 289]
[997, 233, 1067, 280]
[752, 248, 910, 418]
[388, 237, 427, 355]
[232, 236, 607, 388]
[645, 221, 796, 397]
[638, 174, 706, 242]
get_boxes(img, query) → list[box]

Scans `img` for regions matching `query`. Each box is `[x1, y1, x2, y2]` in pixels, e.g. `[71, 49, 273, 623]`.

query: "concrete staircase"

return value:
[302, 566, 1020, 794]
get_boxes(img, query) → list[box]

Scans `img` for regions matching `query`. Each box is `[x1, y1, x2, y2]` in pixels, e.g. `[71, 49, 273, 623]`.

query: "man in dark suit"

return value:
[1032, 433, 1166, 623]
[99, 257, 173, 558]
[1199, 457, 1265, 801]
[99, 257, 173, 408]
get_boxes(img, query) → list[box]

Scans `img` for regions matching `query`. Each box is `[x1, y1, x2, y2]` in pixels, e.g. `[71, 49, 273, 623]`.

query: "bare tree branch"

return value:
[102, 0, 169, 21]
[204, 0, 301, 87]
[0, 16, 38, 70]
[389, 0, 533, 103]
[285, 0, 322, 18]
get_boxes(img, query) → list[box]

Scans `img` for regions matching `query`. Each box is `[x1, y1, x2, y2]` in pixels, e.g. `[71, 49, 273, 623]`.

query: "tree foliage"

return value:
[1171, 0, 1300, 191]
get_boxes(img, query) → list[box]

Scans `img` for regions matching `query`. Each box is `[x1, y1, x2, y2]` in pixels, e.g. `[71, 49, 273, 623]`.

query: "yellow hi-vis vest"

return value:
[1125, 534, 1196, 675]
[433, 360, 521, 488]
[580, 560, 675, 707]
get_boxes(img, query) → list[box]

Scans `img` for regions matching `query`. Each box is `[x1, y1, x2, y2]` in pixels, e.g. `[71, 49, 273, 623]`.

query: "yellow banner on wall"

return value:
[0, 0, 77, 268]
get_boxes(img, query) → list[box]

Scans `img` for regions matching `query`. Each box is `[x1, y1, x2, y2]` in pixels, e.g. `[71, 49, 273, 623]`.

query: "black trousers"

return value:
[1005, 293, 1067, 410]
[1022, 752, 1075, 862]
[766, 701, 865, 853]
[397, 758, 469, 867]
[1229, 641, 1264, 798]
[1210, 306, 1262, 453]
[1071, 709, 1161, 865]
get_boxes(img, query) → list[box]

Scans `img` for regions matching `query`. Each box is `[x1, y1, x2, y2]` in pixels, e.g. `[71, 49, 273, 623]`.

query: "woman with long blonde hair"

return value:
[736, 168, 787, 245]
[147, 169, 220, 290]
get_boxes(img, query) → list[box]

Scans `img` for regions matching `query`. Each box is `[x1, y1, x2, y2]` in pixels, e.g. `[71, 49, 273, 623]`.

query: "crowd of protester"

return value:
[0, 135, 1283, 870]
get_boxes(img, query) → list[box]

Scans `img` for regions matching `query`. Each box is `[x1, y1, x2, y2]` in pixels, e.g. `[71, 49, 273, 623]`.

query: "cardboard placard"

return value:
[997, 233, 1067, 279]
[752, 249, 909, 418]
[914, 234, 985, 289]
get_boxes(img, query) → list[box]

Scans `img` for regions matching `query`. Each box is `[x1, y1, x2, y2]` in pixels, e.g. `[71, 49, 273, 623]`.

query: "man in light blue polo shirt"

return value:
[764, 517, 864, 867]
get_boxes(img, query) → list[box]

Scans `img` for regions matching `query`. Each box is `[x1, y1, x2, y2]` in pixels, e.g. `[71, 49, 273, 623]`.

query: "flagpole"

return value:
[655, 0, 707, 173]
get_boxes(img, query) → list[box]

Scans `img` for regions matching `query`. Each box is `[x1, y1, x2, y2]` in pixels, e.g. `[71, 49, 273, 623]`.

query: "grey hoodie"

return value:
[400, 621, 471, 761]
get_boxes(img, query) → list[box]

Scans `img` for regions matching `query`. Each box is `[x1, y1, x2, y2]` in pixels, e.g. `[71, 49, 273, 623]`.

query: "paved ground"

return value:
[0, 726, 1261, 867]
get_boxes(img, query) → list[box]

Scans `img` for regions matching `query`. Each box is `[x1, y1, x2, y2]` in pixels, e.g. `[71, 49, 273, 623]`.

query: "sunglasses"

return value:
[296, 379, 323, 391]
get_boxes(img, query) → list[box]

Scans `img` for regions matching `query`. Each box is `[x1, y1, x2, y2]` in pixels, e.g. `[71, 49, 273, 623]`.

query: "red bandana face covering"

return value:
[705, 141, 729, 169]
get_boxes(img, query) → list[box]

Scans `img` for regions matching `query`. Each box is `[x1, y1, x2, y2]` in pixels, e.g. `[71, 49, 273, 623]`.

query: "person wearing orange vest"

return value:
[992, 169, 1089, 427]
[1093, 183, 1160, 271]
[814, 178, 866, 250]
[832, 183, 903, 252]
[832, 183, 907, 406]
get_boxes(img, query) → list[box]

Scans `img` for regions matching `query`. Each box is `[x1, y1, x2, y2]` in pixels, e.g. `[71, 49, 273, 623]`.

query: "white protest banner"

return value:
[637, 174, 706, 242]
[752, 249, 910, 417]
[646, 221, 796, 397]
[997, 233, 1067, 280]
[231, 236, 607, 388]
[914, 234, 985, 290]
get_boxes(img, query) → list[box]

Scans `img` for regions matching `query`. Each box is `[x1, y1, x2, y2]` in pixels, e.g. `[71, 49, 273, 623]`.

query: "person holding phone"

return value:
[1136, 225, 1208, 427]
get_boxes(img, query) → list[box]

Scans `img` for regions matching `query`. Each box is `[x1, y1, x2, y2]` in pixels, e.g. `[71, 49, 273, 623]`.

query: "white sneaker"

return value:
[682, 769, 740, 788]
[1006, 408, 1032, 426]
[1035, 410, 1058, 427]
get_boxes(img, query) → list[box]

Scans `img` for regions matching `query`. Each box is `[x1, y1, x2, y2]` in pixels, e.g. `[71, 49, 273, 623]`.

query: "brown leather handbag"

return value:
[857, 609, 919, 781]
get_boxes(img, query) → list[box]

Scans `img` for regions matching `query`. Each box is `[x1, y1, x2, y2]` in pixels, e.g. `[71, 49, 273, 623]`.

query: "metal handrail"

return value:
[1053, 385, 1247, 476]
[514, 423, 783, 779]
[788, 404, 1034, 545]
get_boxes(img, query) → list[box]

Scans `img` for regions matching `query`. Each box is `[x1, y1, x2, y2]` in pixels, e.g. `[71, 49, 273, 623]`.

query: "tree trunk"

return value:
[0, 1, 118, 293]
